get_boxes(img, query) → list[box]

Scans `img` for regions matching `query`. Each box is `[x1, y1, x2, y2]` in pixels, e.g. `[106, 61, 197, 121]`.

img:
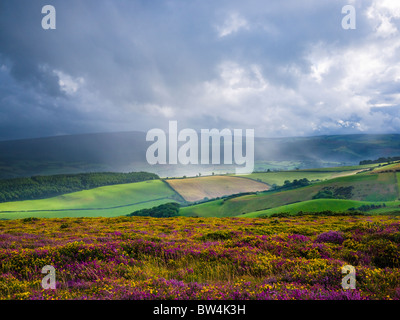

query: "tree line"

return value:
[127, 202, 180, 218]
[0, 172, 159, 203]
[270, 178, 311, 191]
[312, 186, 354, 200]
[360, 156, 400, 165]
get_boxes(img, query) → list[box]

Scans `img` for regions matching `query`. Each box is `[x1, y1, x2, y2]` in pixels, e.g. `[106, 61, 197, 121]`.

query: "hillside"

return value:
[0, 161, 399, 220]
[0, 180, 181, 219]
[241, 164, 376, 186]
[0, 172, 159, 203]
[241, 199, 396, 217]
[1, 132, 400, 178]
[181, 169, 400, 217]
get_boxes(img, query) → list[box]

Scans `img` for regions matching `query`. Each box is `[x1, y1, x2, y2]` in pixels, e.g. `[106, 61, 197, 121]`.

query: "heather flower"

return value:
[315, 231, 345, 245]
[0, 215, 399, 300]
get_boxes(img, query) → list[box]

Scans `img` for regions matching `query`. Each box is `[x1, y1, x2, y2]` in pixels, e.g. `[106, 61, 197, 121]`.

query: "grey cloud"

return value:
[0, 0, 399, 140]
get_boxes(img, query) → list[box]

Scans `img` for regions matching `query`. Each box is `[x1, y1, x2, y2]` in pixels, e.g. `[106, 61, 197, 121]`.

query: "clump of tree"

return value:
[222, 192, 258, 202]
[0, 171, 159, 203]
[360, 156, 400, 165]
[267, 210, 364, 218]
[127, 202, 180, 218]
[312, 189, 335, 199]
[348, 203, 386, 212]
[284, 178, 310, 188]
[272, 178, 311, 191]
[313, 186, 354, 200]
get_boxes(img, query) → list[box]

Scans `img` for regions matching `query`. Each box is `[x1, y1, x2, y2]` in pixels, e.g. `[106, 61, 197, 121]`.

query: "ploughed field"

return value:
[1, 215, 400, 300]
[165, 176, 270, 202]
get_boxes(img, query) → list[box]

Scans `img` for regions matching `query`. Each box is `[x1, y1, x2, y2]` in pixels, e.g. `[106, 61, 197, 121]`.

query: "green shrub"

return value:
[22, 217, 39, 223]
[127, 202, 180, 218]
[200, 231, 236, 241]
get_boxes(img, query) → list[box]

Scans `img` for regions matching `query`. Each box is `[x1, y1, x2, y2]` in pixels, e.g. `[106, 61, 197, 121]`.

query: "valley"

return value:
[0, 158, 399, 220]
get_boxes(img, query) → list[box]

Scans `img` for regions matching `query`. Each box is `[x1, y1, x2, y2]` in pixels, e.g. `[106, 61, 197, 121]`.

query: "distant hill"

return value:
[253, 134, 400, 163]
[0, 132, 399, 178]
[0, 131, 149, 178]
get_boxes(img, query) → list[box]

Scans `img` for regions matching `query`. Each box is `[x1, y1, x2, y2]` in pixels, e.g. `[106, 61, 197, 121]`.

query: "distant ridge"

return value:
[0, 132, 399, 178]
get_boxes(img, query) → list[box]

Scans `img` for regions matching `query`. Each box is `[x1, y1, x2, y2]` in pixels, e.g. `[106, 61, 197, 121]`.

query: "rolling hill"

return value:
[240, 199, 394, 217]
[0, 180, 181, 219]
[180, 168, 400, 218]
[1, 132, 400, 178]
[240, 164, 376, 186]
[0, 160, 399, 220]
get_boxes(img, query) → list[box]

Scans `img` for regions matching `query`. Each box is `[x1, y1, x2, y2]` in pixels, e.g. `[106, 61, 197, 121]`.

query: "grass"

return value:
[241, 199, 399, 217]
[165, 176, 269, 202]
[1, 163, 398, 220]
[241, 163, 384, 186]
[180, 199, 235, 218]
[241, 170, 361, 186]
[0, 180, 179, 219]
[372, 162, 400, 173]
[180, 188, 314, 218]
[237, 162, 387, 188]
[365, 173, 399, 201]
[397, 172, 400, 199]
[181, 172, 400, 217]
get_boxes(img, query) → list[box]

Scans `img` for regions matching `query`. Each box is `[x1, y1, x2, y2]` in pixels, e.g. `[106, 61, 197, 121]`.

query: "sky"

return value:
[0, 0, 400, 140]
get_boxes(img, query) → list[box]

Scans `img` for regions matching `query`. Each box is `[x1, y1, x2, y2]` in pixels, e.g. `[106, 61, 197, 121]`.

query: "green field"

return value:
[333, 172, 398, 201]
[179, 199, 226, 217]
[180, 185, 323, 218]
[240, 163, 385, 186]
[241, 199, 398, 217]
[372, 162, 400, 172]
[0, 180, 179, 219]
[1, 162, 399, 220]
[181, 171, 400, 217]
[241, 170, 359, 186]
[397, 172, 400, 197]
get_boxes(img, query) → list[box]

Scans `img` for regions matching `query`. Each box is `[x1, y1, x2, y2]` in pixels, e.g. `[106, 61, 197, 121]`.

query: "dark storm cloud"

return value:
[0, 0, 399, 140]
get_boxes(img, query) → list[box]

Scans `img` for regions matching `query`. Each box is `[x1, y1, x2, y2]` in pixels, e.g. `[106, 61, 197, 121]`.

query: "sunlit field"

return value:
[0, 180, 178, 219]
[165, 176, 269, 202]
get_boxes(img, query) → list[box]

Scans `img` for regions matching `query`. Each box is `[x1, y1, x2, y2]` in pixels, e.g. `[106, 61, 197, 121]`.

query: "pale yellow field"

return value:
[165, 175, 270, 202]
